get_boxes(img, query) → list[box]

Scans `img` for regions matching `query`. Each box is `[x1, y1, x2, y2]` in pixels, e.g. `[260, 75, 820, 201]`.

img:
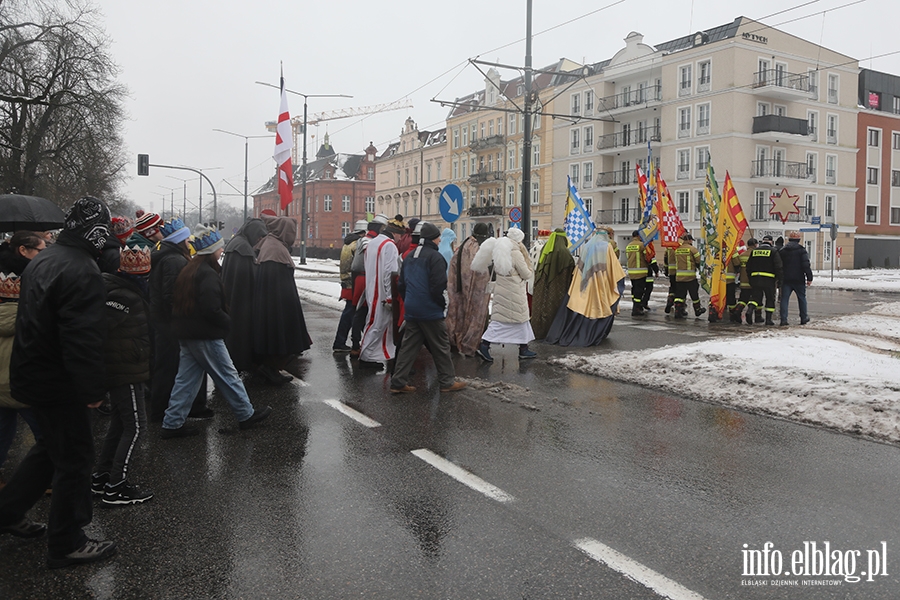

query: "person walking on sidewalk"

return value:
[390, 223, 466, 394]
[0, 197, 118, 569]
[778, 231, 813, 326]
[161, 226, 272, 438]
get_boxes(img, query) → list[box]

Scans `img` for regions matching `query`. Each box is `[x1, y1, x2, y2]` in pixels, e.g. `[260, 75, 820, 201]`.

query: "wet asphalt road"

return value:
[1, 287, 898, 599]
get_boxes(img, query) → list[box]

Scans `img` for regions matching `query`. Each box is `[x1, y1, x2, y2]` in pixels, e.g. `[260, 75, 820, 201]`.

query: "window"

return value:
[827, 74, 838, 104]
[583, 162, 593, 188]
[867, 167, 879, 185]
[869, 129, 881, 147]
[532, 181, 540, 205]
[678, 107, 691, 138]
[462, 159, 468, 178]
[757, 102, 769, 117]
[489, 120, 494, 136]
[804, 193, 816, 217]
[470, 157, 475, 175]
[533, 143, 540, 165]
[622, 85, 631, 106]
[509, 114, 516, 135]
[892, 207, 900, 224]
[806, 152, 817, 181]
[497, 117, 503, 135]
[436, 162, 442, 180]
[365, 196, 374, 213]
[758, 59, 770, 84]
[826, 155, 836, 185]
[774, 105, 786, 116]
[620, 197, 632, 222]
[324, 195, 332, 212]
[893, 170, 900, 187]
[452, 160, 458, 180]
[583, 197, 593, 218]
[584, 90, 594, 113]
[461, 126, 468, 147]
[696, 190, 705, 221]
[507, 184, 515, 206]
[894, 132, 900, 150]
[570, 163, 580, 187]
[698, 60, 711, 92]
[368, 167, 374, 180]
[583, 126, 593, 150]
[697, 103, 710, 135]
[894, 97, 900, 115]
[696, 147, 709, 176]
[826, 115, 837, 144]
[404, 169, 409, 186]
[426, 163, 432, 182]
[622, 123, 632, 147]
[679, 65, 692, 96]
[824, 240, 832, 262]
[677, 191, 690, 216]
[755, 190, 767, 220]
[342, 195, 350, 212]
[396, 171, 401, 187]
[866, 205, 878, 223]
[508, 147, 516, 170]
[808, 111, 818, 140]
[426, 198, 431, 214]
[480, 122, 485, 139]
[413, 166, 418, 184]
[571, 93, 581, 115]
[570, 128, 580, 154]
[341, 222, 350, 236]
[677, 149, 690, 180]
[453, 128, 459, 149]
[825, 194, 835, 218]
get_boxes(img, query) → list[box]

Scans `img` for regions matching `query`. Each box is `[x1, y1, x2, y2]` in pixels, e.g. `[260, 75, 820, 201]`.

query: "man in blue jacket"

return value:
[390, 222, 466, 394]
[778, 230, 813, 326]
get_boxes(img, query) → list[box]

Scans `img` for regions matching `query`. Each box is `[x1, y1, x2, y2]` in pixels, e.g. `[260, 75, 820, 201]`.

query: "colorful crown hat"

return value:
[119, 245, 151, 274]
[160, 218, 190, 244]
[191, 226, 224, 256]
[0, 273, 21, 300]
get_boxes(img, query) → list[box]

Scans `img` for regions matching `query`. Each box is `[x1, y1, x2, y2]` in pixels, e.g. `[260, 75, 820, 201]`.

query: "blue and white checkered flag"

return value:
[564, 176, 595, 253]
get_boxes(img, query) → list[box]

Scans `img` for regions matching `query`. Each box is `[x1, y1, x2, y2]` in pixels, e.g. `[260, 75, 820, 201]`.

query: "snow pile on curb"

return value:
[551, 302, 900, 444]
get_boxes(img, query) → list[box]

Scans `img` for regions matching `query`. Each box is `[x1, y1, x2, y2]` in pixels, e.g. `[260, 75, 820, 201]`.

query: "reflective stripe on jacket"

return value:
[674, 243, 700, 282]
[625, 240, 648, 278]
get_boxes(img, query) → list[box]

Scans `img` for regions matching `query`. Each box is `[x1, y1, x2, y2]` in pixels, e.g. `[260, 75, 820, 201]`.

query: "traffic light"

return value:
[218, 221, 225, 232]
[137, 154, 150, 176]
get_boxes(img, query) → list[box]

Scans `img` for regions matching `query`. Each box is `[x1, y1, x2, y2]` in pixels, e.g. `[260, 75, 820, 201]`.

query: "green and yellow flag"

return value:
[708, 171, 749, 318]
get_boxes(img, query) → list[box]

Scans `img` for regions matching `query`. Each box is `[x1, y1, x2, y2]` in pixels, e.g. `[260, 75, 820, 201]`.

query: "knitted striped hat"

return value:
[135, 210, 162, 235]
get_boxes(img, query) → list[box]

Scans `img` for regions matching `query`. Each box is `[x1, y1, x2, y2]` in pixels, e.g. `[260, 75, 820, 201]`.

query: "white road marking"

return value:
[574, 538, 706, 600]
[411, 449, 515, 504]
[632, 325, 670, 331]
[323, 400, 381, 428]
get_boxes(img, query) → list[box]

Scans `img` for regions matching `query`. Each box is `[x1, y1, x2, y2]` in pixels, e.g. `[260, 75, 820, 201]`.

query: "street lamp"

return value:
[166, 175, 192, 219]
[255, 80, 351, 264]
[157, 185, 179, 220]
[212, 129, 272, 223]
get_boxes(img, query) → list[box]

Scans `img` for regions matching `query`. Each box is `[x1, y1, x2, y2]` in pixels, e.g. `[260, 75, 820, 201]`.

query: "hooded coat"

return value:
[252, 215, 312, 356]
[445, 232, 491, 356]
[222, 218, 267, 371]
[471, 228, 533, 324]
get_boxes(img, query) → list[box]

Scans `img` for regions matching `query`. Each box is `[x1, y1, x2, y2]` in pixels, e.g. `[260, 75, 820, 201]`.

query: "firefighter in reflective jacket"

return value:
[728, 240, 750, 323]
[626, 231, 649, 316]
[745, 235, 783, 325]
[663, 245, 677, 314]
[673, 233, 706, 319]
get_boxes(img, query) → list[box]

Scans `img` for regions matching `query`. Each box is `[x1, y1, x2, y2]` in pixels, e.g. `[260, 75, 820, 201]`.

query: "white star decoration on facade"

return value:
[769, 188, 800, 224]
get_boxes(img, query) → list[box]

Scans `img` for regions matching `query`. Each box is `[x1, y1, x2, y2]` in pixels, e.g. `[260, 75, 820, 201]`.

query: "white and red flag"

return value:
[274, 71, 294, 211]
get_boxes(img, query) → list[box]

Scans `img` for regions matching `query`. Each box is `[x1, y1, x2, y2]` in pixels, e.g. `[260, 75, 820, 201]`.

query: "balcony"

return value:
[470, 134, 505, 151]
[596, 126, 661, 153]
[468, 170, 505, 184]
[467, 205, 504, 217]
[594, 208, 643, 225]
[596, 170, 638, 188]
[596, 85, 662, 112]
[752, 114, 809, 140]
[747, 204, 808, 223]
[751, 159, 813, 180]
[752, 69, 816, 100]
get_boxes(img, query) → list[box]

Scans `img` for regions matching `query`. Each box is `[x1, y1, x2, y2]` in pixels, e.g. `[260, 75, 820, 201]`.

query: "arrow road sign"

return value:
[440, 184, 463, 223]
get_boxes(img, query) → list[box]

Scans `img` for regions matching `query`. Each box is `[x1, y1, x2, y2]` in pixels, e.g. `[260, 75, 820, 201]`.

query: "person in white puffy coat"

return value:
[470, 227, 537, 361]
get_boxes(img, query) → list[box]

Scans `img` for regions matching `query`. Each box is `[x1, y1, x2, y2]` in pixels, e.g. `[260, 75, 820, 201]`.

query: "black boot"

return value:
[673, 304, 687, 319]
[664, 295, 674, 314]
[765, 312, 774, 326]
[755, 310, 763, 324]
[745, 311, 753, 325]
[730, 308, 743, 323]
[694, 303, 706, 317]
[632, 304, 644, 316]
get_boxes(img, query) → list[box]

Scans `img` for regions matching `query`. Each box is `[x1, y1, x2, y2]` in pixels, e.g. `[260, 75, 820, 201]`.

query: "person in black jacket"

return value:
[745, 235, 783, 326]
[161, 225, 272, 438]
[0, 197, 117, 569]
[92, 237, 154, 506]
[389, 222, 466, 394]
[148, 218, 209, 421]
[778, 231, 813, 326]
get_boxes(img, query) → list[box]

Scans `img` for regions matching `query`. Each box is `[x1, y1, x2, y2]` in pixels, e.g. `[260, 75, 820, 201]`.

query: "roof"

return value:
[654, 17, 742, 53]
[254, 151, 367, 194]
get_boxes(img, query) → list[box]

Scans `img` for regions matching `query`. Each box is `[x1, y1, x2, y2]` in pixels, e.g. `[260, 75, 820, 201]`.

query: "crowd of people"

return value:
[0, 197, 814, 570]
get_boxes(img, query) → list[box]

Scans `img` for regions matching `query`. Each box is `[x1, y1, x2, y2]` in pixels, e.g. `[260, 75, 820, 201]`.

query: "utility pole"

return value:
[521, 0, 533, 246]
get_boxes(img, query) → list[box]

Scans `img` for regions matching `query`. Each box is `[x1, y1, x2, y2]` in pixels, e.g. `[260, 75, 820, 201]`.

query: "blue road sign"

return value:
[811, 216, 821, 224]
[439, 184, 463, 223]
[509, 207, 522, 223]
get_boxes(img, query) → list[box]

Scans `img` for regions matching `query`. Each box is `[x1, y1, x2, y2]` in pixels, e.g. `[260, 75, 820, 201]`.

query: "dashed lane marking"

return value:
[632, 325, 670, 331]
[574, 538, 706, 600]
[322, 400, 381, 428]
[411, 449, 515, 504]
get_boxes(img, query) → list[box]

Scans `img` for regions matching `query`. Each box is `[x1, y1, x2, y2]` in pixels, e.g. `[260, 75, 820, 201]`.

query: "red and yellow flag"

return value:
[709, 171, 749, 317]
[655, 169, 686, 248]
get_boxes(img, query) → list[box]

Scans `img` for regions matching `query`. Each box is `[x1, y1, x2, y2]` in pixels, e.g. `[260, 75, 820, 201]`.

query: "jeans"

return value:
[333, 299, 356, 349]
[780, 282, 808, 323]
[163, 339, 254, 430]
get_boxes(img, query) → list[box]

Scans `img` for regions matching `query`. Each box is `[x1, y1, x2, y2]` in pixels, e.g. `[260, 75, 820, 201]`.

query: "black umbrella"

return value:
[0, 194, 66, 232]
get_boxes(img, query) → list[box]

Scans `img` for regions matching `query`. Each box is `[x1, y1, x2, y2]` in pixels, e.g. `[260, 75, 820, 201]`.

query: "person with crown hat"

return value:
[0, 231, 45, 489]
[251, 215, 310, 381]
[148, 218, 210, 421]
[91, 237, 154, 506]
[332, 219, 369, 353]
[221, 218, 268, 377]
[0, 197, 118, 568]
[161, 224, 272, 437]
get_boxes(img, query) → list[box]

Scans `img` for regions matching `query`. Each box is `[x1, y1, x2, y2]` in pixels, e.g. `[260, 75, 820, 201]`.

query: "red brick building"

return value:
[254, 135, 378, 250]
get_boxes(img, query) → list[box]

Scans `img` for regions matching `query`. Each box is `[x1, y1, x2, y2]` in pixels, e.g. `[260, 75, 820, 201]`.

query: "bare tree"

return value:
[0, 0, 128, 210]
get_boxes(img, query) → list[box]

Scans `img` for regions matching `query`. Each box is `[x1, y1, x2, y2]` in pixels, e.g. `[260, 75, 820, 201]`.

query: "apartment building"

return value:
[253, 135, 377, 251]
[374, 117, 447, 224]
[446, 61, 580, 241]
[855, 69, 900, 268]
[553, 17, 859, 268]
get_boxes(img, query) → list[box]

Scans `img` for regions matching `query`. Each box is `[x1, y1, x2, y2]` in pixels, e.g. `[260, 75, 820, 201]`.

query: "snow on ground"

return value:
[296, 265, 900, 444]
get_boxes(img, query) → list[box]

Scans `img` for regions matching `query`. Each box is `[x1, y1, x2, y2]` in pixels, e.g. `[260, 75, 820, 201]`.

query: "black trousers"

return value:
[726, 282, 737, 309]
[0, 403, 94, 558]
[150, 326, 207, 421]
[96, 383, 146, 485]
[630, 277, 647, 307]
[750, 277, 777, 313]
[674, 279, 700, 305]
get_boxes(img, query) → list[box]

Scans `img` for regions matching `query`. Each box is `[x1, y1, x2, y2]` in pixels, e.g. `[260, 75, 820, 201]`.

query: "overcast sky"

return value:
[97, 0, 899, 220]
